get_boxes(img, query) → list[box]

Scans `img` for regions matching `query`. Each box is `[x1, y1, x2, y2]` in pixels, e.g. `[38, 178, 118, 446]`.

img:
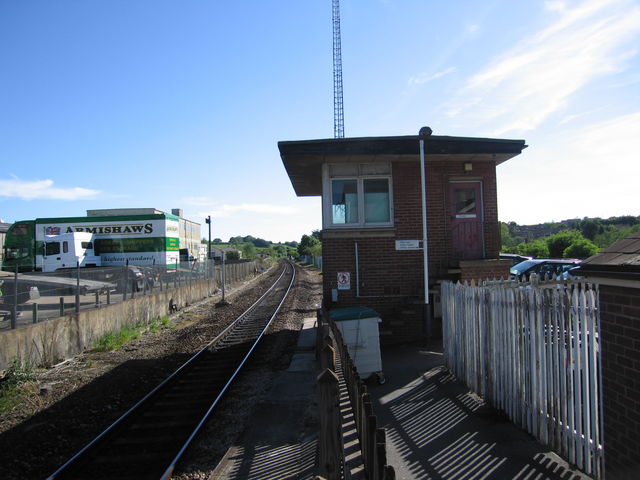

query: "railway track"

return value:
[47, 260, 296, 480]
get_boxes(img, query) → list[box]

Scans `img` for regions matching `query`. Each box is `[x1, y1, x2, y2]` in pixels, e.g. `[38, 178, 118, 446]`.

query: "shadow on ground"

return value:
[367, 343, 592, 480]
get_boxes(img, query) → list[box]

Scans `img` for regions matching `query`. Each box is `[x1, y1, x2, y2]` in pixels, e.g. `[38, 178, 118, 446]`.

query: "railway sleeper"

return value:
[153, 399, 213, 409]
[181, 366, 234, 378]
[81, 452, 179, 476]
[172, 380, 232, 392]
[160, 390, 215, 400]
[111, 432, 180, 446]
[140, 406, 206, 418]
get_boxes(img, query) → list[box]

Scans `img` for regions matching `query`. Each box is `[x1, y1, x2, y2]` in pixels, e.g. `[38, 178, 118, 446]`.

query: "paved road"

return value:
[0, 270, 185, 330]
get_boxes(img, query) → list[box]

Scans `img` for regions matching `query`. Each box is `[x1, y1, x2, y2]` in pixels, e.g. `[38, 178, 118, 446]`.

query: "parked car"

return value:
[117, 266, 147, 293]
[500, 253, 533, 266]
[510, 259, 581, 280]
[138, 266, 160, 289]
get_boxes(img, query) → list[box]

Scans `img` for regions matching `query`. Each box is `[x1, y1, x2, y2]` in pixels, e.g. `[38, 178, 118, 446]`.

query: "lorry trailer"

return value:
[2, 212, 182, 272]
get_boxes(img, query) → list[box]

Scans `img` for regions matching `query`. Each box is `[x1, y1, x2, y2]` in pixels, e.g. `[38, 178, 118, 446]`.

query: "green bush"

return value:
[516, 239, 549, 258]
[241, 242, 257, 260]
[0, 358, 36, 413]
[546, 230, 583, 258]
[93, 324, 143, 352]
[563, 238, 599, 259]
[160, 316, 175, 329]
[93, 332, 120, 352]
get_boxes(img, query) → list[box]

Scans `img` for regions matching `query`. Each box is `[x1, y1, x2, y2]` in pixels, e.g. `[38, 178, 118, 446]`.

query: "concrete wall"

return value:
[0, 262, 258, 371]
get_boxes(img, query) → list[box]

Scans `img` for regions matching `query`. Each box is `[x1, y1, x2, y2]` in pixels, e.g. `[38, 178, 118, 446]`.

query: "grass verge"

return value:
[0, 358, 36, 414]
[92, 316, 175, 352]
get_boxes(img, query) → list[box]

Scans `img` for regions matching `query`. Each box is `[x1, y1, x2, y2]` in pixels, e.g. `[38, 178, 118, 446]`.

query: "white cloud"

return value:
[409, 67, 456, 86]
[498, 111, 640, 223]
[182, 196, 215, 207]
[544, 1, 566, 12]
[0, 178, 100, 200]
[188, 196, 321, 243]
[209, 203, 300, 217]
[183, 197, 300, 218]
[465, 24, 480, 35]
[448, 0, 640, 135]
[567, 110, 640, 161]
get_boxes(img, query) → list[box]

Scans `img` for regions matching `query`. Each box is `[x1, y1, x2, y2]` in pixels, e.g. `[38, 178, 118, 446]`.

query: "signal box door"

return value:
[449, 181, 484, 260]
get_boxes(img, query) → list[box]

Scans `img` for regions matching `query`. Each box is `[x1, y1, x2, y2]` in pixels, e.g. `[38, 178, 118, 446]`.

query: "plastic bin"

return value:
[330, 306, 385, 384]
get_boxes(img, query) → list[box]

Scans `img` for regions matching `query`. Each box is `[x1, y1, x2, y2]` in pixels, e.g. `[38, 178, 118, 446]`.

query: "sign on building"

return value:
[395, 240, 422, 250]
[337, 272, 351, 290]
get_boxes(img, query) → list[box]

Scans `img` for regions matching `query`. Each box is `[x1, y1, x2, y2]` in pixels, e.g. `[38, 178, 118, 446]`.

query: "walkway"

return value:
[212, 317, 318, 480]
[367, 343, 593, 480]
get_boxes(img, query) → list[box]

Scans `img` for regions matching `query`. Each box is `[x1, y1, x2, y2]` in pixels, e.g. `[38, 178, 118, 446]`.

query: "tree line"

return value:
[201, 235, 299, 261]
[501, 215, 640, 259]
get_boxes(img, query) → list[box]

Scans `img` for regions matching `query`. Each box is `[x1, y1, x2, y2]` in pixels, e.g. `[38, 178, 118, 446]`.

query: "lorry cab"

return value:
[38, 232, 101, 272]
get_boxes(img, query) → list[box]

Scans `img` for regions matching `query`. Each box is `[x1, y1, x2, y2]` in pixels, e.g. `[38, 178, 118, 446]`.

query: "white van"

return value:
[38, 232, 101, 272]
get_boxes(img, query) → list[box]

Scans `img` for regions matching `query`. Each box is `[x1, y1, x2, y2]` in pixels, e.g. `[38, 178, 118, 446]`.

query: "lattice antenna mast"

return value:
[332, 0, 345, 138]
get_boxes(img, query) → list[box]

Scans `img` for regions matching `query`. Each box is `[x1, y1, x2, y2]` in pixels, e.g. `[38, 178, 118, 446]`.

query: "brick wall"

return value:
[599, 285, 640, 479]
[393, 160, 501, 273]
[459, 259, 511, 282]
[322, 159, 503, 344]
[322, 235, 425, 343]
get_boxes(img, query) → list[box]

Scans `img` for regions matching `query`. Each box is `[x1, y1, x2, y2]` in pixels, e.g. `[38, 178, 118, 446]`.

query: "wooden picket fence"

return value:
[442, 276, 604, 479]
[316, 309, 395, 480]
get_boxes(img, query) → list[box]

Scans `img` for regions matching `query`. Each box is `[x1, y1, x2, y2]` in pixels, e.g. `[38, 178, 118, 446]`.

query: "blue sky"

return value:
[1, 0, 638, 243]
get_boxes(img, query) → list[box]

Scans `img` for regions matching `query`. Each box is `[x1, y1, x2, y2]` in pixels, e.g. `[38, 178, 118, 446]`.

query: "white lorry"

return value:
[37, 232, 102, 272]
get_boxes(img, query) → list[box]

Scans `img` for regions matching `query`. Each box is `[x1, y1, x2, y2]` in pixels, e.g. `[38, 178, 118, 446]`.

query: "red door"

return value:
[449, 181, 484, 260]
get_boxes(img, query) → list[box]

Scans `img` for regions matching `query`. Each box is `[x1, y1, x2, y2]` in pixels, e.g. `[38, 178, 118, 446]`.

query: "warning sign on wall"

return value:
[337, 272, 351, 290]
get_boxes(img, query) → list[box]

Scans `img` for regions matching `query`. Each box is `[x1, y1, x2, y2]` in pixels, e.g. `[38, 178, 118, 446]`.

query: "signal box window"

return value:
[332, 179, 358, 224]
[455, 188, 477, 216]
[325, 163, 393, 228]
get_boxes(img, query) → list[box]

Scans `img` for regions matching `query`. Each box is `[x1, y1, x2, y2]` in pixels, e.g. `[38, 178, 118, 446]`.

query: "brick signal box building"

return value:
[279, 130, 527, 343]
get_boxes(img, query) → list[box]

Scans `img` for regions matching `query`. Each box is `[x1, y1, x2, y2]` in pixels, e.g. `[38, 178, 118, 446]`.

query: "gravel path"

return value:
[0, 261, 322, 480]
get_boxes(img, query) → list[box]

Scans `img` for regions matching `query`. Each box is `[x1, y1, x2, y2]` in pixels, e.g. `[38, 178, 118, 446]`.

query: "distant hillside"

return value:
[505, 216, 640, 243]
[201, 235, 299, 261]
[502, 215, 640, 258]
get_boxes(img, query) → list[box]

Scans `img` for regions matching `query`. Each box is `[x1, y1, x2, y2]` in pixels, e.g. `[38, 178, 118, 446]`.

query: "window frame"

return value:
[45, 242, 61, 256]
[323, 163, 394, 229]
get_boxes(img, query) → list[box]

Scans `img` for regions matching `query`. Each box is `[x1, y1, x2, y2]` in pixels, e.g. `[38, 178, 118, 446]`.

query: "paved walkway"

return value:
[212, 317, 319, 480]
[367, 343, 593, 480]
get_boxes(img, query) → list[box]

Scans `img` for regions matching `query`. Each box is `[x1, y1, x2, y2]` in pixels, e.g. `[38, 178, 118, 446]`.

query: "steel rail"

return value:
[47, 260, 295, 480]
[160, 260, 295, 479]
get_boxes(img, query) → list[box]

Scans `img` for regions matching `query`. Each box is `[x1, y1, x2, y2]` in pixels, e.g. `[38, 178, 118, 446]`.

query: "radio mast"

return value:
[332, 0, 345, 138]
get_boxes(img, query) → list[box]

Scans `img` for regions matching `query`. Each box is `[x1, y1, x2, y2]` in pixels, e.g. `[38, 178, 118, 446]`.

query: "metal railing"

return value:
[317, 308, 395, 480]
[0, 259, 260, 330]
[299, 255, 322, 270]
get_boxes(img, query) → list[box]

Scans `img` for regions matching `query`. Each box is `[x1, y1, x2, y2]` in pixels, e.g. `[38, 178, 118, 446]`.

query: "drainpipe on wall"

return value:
[355, 241, 360, 297]
[419, 126, 432, 341]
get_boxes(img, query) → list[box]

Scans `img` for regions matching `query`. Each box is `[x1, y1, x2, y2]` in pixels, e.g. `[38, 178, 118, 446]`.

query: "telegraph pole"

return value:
[205, 216, 212, 260]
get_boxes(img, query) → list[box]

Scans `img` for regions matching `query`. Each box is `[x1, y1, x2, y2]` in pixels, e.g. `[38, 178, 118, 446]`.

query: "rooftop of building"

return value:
[278, 131, 527, 196]
[582, 231, 640, 267]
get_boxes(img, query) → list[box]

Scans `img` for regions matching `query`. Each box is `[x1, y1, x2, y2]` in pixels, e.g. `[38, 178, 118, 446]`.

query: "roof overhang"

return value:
[577, 264, 640, 283]
[278, 134, 527, 196]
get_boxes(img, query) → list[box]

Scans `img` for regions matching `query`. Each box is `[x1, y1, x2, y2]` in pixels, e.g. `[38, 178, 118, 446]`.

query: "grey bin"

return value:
[330, 306, 385, 384]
